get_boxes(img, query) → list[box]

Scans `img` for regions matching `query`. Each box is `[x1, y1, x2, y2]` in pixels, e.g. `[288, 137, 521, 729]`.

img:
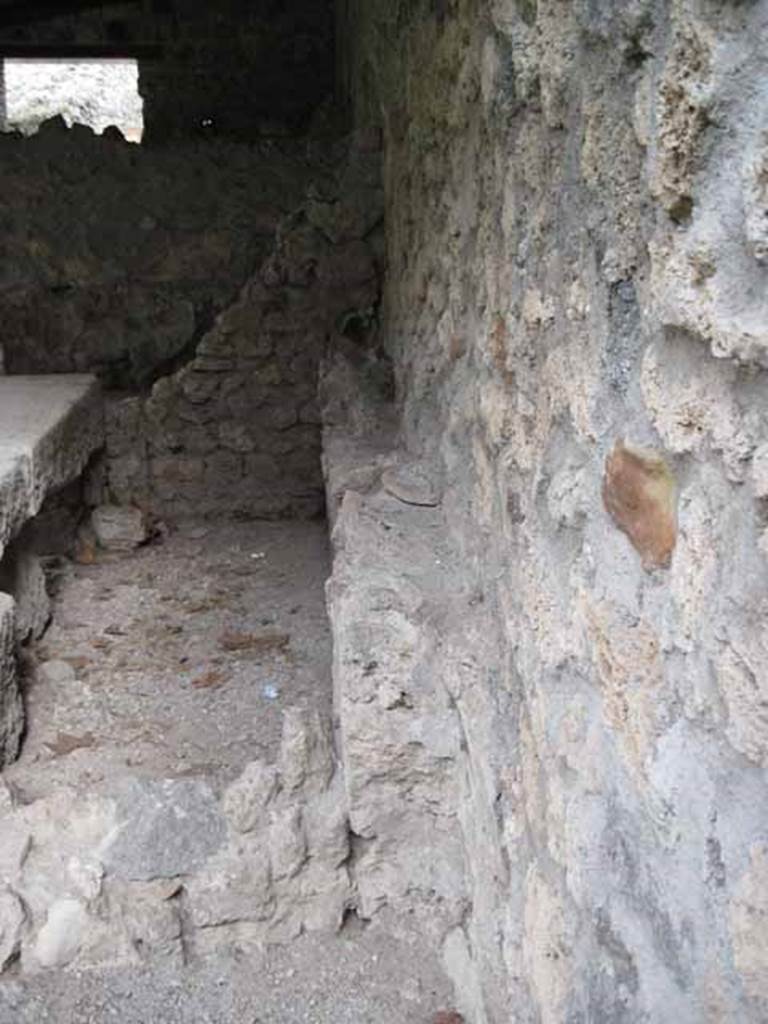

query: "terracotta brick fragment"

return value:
[602, 441, 677, 570]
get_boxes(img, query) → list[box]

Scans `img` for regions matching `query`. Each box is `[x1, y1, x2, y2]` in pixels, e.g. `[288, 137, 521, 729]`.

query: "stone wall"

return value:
[331, 1, 768, 1021]
[100, 133, 383, 522]
[0, 119, 316, 389]
[0, 120, 384, 521]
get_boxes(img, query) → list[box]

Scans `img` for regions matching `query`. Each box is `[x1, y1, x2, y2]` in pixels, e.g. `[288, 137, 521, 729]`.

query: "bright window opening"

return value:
[1, 59, 143, 143]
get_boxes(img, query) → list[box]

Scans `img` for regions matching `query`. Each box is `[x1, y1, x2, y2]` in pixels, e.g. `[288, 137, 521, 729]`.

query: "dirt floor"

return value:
[0, 518, 458, 1022]
[0, 920, 455, 1024]
[9, 519, 333, 798]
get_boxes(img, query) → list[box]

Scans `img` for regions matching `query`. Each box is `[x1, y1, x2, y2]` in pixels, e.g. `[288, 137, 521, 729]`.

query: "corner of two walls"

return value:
[334, 1, 768, 1021]
[0, 119, 383, 523]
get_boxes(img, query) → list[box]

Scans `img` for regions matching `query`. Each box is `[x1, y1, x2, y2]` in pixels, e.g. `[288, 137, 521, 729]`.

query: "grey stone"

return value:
[381, 463, 442, 507]
[103, 778, 227, 882]
[91, 505, 148, 552]
[303, 779, 351, 870]
[0, 376, 103, 563]
[0, 779, 12, 815]
[33, 898, 88, 969]
[186, 841, 274, 930]
[269, 805, 307, 881]
[331, 5, 768, 1021]
[306, 189, 384, 245]
[0, 548, 50, 645]
[36, 660, 76, 686]
[222, 760, 278, 835]
[325, 486, 465, 926]
[278, 708, 335, 796]
[118, 885, 183, 965]
[0, 595, 21, 769]
[0, 887, 24, 972]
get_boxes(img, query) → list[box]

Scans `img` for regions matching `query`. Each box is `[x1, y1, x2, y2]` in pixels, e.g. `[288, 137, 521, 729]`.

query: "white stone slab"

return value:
[0, 375, 102, 766]
[0, 375, 103, 561]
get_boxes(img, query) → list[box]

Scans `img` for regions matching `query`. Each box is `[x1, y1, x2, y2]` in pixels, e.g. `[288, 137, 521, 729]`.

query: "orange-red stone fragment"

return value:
[602, 441, 677, 570]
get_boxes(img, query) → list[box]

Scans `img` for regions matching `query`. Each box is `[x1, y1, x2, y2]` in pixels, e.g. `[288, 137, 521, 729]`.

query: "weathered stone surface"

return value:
[326, 482, 466, 928]
[184, 713, 352, 942]
[36, 660, 76, 687]
[0, 595, 22, 769]
[223, 761, 278, 835]
[0, 888, 24, 971]
[9, 553, 50, 644]
[278, 707, 335, 797]
[269, 805, 307, 881]
[303, 778, 351, 870]
[103, 779, 227, 882]
[0, 375, 101, 765]
[0, 128, 315, 387]
[186, 841, 274, 930]
[730, 843, 768, 1005]
[602, 441, 677, 570]
[0, 543, 51, 646]
[0, 125, 383, 526]
[91, 505, 148, 552]
[33, 898, 88, 969]
[0, 376, 103, 563]
[2, 2, 766, 1017]
[381, 463, 442, 508]
[117, 883, 183, 966]
[333, 2, 768, 1020]
[0, 884, 23, 970]
[89, 141, 383, 523]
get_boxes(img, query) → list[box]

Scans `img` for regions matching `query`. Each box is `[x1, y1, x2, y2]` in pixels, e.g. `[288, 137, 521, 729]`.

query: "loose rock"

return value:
[91, 505, 149, 552]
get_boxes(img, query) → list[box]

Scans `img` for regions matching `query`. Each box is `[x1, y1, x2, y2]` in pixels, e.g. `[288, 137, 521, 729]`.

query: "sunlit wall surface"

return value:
[1, 59, 143, 142]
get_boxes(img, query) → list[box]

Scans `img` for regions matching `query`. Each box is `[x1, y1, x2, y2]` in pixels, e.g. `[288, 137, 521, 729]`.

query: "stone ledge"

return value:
[0, 375, 103, 562]
[323, 446, 466, 931]
[0, 374, 103, 767]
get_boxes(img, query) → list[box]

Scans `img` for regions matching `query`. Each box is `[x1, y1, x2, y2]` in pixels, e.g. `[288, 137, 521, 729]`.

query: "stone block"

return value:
[91, 505, 148, 552]
[102, 778, 227, 882]
[278, 708, 335, 796]
[33, 899, 89, 970]
[269, 805, 307, 881]
[0, 548, 50, 645]
[223, 760, 278, 835]
[186, 841, 274, 930]
[0, 376, 103, 563]
[0, 888, 24, 972]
